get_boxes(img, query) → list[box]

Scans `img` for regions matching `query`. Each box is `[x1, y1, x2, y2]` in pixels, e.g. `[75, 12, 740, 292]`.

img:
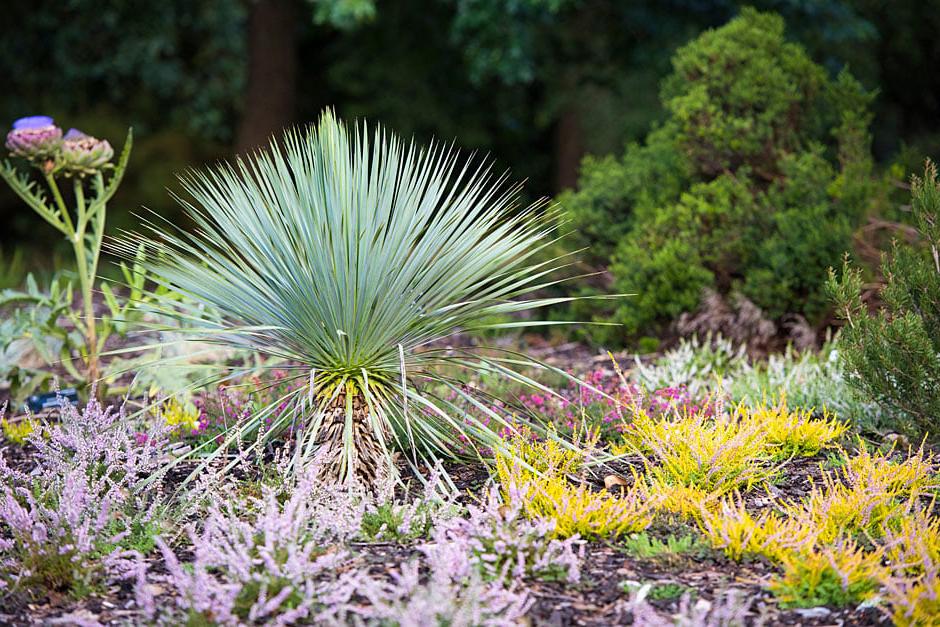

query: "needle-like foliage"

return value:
[116, 110, 579, 485]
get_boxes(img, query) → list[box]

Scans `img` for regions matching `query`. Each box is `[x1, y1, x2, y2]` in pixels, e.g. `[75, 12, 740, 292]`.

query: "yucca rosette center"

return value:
[119, 110, 568, 487]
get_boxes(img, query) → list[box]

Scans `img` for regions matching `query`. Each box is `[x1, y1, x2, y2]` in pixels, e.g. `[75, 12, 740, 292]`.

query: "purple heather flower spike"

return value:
[12, 115, 55, 130]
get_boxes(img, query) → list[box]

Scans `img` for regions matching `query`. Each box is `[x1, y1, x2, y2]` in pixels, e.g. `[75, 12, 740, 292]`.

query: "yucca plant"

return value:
[118, 110, 586, 486]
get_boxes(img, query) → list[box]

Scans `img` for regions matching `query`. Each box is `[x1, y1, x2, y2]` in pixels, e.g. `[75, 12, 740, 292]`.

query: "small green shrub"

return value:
[620, 532, 708, 561]
[561, 8, 880, 344]
[360, 502, 436, 542]
[769, 542, 884, 608]
[649, 582, 692, 602]
[828, 161, 940, 440]
[619, 580, 693, 602]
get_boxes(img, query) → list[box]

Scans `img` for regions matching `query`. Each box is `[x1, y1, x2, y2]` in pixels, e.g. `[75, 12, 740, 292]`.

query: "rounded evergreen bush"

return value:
[560, 8, 880, 346]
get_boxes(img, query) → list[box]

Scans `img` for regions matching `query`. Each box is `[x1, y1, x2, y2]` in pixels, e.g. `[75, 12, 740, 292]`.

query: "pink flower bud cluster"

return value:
[5, 116, 114, 176]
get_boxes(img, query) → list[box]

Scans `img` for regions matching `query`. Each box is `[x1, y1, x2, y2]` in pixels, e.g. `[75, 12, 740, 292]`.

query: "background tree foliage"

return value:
[560, 9, 884, 346]
[0, 0, 938, 343]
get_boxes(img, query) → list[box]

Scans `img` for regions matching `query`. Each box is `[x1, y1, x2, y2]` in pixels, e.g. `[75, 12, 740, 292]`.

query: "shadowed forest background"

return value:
[2, 0, 939, 348]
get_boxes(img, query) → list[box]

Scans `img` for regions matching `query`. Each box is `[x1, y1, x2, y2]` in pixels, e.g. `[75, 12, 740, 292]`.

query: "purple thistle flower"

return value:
[6, 115, 62, 162]
[60, 128, 114, 176]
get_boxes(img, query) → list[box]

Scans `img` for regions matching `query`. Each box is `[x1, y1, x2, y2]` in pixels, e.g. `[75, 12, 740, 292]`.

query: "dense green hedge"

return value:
[559, 9, 881, 346]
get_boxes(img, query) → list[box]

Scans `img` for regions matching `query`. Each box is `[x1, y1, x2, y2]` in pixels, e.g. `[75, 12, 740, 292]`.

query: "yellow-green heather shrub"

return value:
[616, 409, 777, 496]
[697, 497, 814, 562]
[883, 575, 940, 627]
[645, 479, 721, 521]
[159, 398, 201, 434]
[879, 508, 940, 625]
[736, 399, 847, 460]
[1, 417, 36, 444]
[614, 399, 844, 501]
[768, 540, 886, 608]
[496, 437, 660, 540]
[516, 477, 661, 540]
[842, 440, 939, 496]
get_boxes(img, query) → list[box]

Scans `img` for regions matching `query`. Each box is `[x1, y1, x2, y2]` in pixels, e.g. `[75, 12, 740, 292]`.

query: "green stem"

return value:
[72, 233, 99, 387]
[70, 177, 101, 389]
[44, 172, 74, 234]
[74, 178, 87, 227]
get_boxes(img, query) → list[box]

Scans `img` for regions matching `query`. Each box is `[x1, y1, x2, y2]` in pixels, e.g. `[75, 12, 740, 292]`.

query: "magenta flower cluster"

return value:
[181, 369, 304, 445]
[518, 368, 714, 440]
[449, 368, 715, 448]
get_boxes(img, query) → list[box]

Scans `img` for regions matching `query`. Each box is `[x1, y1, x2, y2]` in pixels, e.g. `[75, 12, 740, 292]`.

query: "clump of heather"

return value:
[359, 467, 461, 542]
[517, 368, 715, 444]
[146, 467, 531, 626]
[621, 585, 755, 626]
[351, 553, 533, 626]
[0, 396, 168, 597]
[150, 473, 358, 625]
[426, 487, 583, 584]
[442, 365, 716, 455]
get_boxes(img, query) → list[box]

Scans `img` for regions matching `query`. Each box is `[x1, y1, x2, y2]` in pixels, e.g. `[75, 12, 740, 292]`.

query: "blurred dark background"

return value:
[2, 0, 939, 270]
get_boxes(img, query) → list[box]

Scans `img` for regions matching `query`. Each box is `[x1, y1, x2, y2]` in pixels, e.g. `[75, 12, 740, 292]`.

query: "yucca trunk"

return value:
[312, 389, 391, 486]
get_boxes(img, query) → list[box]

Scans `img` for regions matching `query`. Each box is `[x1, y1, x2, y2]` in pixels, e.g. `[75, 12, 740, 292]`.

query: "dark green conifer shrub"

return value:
[559, 8, 879, 345]
[827, 161, 940, 440]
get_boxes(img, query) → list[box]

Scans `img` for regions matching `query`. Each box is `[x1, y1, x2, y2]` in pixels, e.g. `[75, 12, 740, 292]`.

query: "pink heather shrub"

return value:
[146, 469, 532, 626]
[359, 466, 461, 541]
[622, 585, 755, 626]
[150, 472, 358, 625]
[350, 557, 533, 627]
[447, 369, 716, 455]
[0, 396, 168, 596]
[426, 487, 583, 584]
[176, 370, 306, 445]
[514, 370, 713, 444]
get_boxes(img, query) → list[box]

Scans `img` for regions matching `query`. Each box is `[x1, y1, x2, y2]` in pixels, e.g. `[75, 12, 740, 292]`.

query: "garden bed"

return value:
[0, 345, 934, 625]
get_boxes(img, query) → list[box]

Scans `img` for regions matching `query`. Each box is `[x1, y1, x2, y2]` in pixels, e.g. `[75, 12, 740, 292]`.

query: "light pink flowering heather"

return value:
[0, 396, 168, 596]
[147, 472, 361, 625]
[142, 466, 535, 626]
[341, 546, 533, 627]
[620, 585, 756, 627]
[426, 487, 583, 584]
[358, 465, 462, 541]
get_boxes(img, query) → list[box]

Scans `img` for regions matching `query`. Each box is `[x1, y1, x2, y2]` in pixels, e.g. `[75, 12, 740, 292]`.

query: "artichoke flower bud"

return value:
[59, 128, 114, 176]
[5, 116, 63, 163]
